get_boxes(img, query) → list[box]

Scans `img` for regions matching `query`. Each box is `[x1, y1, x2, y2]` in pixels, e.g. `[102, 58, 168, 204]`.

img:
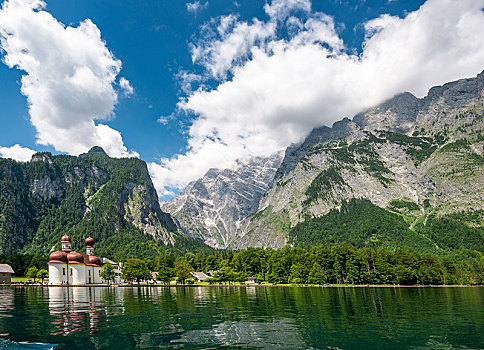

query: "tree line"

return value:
[3, 244, 483, 285]
[118, 244, 484, 285]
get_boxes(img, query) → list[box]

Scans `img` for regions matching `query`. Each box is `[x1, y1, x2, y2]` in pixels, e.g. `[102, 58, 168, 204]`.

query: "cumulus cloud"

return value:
[186, 1, 208, 14]
[176, 70, 203, 94]
[119, 77, 134, 96]
[190, 14, 276, 79]
[150, 0, 484, 197]
[0, 0, 138, 158]
[263, 0, 311, 21]
[0, 144, 36, 162]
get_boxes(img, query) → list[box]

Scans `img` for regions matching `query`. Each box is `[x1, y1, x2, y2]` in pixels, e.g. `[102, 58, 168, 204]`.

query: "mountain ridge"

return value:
[161, 153, 284, 248]
[0, 147, 207, 259]
[166, 70, 484, 253]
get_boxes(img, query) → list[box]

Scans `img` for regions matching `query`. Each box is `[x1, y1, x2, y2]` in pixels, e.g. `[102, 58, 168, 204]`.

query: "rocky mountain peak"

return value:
[353, 91, 419, 133]
[0, 150, 179, 255]
[275, 116, 359, 180]
[159, 70, 484, 252]
[30, 152, 53, 164]
[85, 146, 108, 156]
[234, 70, 484, 250]
[162, 152, 284, 248]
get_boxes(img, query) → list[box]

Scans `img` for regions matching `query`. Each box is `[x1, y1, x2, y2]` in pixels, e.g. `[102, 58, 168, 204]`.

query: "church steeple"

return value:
[61, 235, 71, 252]
[85, 237, 95, 255]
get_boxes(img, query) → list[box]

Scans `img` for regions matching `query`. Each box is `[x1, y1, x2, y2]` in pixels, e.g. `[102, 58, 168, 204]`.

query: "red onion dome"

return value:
[85, 237, 95, 247]
[61, 234, 71, 243]
[49, 250, 67, 262]
[67, 251, 84, 263]
[88, 255, 101, 266]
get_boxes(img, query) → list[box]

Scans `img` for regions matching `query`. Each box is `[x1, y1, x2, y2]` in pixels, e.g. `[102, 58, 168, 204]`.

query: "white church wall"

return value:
[48, 264, 65, 285]
[93, 266, 102, 284]
[71, 264, 86, 285]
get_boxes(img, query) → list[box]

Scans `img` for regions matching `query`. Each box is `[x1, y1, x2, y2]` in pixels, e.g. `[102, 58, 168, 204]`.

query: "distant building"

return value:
[101, 258, 124, 284]
[0, 264, 14, 284]
[48, 235, 103, 285]
[146, 271, 158, 284]
[246, 276, 257, 284]
[191, 272, 210, 282]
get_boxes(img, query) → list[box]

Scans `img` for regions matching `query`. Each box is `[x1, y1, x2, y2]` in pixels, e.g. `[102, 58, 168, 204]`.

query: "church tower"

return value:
[85, 237, 95, 255]
[61, 235, 71, 252]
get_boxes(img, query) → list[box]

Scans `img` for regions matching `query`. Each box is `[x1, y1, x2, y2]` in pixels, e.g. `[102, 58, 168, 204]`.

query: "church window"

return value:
[62, 268, 65, 276]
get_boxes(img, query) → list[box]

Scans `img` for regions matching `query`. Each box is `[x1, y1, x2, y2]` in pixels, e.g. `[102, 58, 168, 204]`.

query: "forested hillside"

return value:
[0, 147, 208, 258]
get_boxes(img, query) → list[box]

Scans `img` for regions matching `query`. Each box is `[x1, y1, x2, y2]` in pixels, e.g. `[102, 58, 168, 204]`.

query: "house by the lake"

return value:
[101, 258, 124, 284]
[191, 271, 211, 282]
[0, 264, 14, 284]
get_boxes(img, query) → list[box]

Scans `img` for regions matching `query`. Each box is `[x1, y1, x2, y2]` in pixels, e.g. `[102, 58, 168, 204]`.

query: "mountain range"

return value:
[1, 71, 483, 257]
[164, 70, 484, 255]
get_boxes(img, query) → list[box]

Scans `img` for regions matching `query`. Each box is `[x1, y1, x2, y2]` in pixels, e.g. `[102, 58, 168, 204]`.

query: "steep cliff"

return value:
[0, 147, 181, 257]
[234, 71, 484, 252]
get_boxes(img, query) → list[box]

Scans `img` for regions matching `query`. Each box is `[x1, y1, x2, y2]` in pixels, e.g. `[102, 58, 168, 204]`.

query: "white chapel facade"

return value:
[48, 235, 103, 285]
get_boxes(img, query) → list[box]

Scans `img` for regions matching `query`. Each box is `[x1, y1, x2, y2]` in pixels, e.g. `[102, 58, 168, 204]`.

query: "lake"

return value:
[0, 286, 483, 349]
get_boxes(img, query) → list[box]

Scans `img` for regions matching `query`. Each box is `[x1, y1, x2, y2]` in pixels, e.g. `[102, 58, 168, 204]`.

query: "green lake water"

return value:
[0, 286, 483, 349]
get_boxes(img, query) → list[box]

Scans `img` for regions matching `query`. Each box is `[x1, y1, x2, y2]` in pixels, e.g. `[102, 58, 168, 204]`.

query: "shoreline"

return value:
[3, 283, 483, 288]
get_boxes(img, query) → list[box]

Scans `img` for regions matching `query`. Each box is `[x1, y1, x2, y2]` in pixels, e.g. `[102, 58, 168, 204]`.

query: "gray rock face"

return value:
[353, 92, 420, 133]
[30, 176, 63, 200]
[121, 176, 177, 245]
[236, 70, 484, 248]
[275, 118, 361, 180]
[163, 71, 484, 250]
[162, 153, 284, 248]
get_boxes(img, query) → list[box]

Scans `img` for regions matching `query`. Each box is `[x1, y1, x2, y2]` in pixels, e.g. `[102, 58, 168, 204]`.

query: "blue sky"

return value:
[1, 0, 484, 200]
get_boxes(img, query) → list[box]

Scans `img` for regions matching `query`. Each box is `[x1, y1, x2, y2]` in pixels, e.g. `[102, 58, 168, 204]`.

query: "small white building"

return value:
[191, 272, 210, 282]
[48, 235, 103, 285]
[101, 258, 124, 284]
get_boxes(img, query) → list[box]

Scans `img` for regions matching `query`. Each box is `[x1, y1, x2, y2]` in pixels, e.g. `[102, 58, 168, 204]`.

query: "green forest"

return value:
[290, 198, 484, 255]
[6, 243, 482, 286]
[0, 147, 185, 257]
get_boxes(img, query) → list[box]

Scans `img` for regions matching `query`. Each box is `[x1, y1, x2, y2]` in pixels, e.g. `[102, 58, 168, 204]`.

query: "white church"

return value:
[48, 235, 123, 285]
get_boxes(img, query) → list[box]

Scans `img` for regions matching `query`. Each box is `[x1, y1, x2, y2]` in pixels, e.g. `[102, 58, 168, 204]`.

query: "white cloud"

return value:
[0, 144, 36, 162]
[176, 70, 202, 94]
[0, 0, 138, 158]
[263, 0, 311, 21]
[150, 0, 484, 197]
[190, 14, 275, 79]
[157, 115, 174, 125]
[119, 77, 134, 96]
[186, 1, 208, 14]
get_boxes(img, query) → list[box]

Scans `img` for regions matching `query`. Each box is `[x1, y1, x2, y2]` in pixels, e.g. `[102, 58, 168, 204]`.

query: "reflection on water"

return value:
[173, 319, 313, 350]
[0, 338, 57, 349]
[0, 288, 14, 321]
[49, 288, 101, 336]
[0, 286, 483, 349]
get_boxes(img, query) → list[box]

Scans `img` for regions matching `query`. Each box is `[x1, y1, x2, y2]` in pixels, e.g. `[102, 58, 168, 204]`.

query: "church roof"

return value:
[49, 251, 67, 263]
[49, 251, 101, 267]
[85, 237, 95, 247]
[84, 254, 101, 267]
